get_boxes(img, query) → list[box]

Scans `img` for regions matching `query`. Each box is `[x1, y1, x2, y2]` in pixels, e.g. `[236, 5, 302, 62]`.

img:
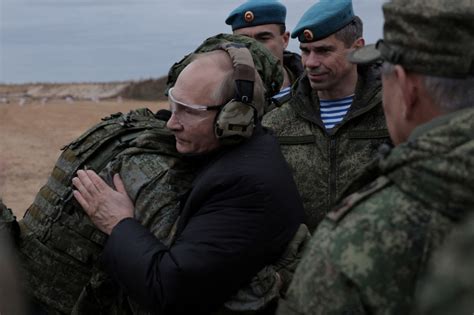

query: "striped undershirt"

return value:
[319, 94, 354, 130]
[272, 86, 291, 101]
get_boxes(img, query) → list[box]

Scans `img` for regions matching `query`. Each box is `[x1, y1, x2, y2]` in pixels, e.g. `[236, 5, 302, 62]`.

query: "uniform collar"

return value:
[408, 108, 474, 142]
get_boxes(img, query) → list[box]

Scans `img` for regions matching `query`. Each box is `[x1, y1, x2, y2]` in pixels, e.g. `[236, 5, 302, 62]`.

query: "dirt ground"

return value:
[0, 98, 168, 218]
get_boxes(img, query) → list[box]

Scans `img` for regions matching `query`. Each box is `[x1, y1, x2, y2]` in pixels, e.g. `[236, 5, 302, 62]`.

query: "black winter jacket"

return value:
[102, 126, 305, 314]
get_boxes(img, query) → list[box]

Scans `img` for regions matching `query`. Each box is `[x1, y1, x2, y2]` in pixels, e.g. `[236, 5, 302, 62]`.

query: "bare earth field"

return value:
[0, 98, 168, 218]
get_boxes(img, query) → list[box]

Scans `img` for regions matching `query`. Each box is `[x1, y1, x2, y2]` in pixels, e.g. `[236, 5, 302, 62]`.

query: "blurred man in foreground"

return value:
[278, 0, 474, 313]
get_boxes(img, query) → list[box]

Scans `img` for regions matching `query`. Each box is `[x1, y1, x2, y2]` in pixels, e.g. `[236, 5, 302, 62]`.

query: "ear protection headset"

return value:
[214, 43, 259, 141]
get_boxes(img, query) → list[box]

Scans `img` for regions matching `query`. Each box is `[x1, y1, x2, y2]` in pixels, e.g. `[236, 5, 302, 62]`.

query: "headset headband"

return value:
[218, 43, 255, 104]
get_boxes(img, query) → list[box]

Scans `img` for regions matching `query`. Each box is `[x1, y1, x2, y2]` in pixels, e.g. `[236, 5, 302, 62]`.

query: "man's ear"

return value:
[282, 31, 290, 49]
[352, 37, 365, 49]
[393, 65, 418, 120]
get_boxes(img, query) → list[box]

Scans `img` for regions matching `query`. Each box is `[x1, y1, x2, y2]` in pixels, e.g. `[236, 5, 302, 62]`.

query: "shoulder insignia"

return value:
[327, 176, 391, 223]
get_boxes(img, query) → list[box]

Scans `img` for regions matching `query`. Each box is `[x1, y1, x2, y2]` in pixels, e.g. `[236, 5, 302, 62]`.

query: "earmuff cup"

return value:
[215, 100, 257, 139]
[213, 43, 258, 141]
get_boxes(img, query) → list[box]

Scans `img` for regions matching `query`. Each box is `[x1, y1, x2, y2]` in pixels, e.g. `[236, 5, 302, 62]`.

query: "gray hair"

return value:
[334, 16, 363, 48]
[382, 62, 474, 111]
[381, 62, 395, 76]
[212, 68, 266, 117]
[202, 51, 265, 117]
[422, 75, 474, 111]
[190, 50, 266, 116]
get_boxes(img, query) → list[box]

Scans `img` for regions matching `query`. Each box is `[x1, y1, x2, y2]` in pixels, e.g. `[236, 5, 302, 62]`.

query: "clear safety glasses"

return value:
[168, 87, 224, 124]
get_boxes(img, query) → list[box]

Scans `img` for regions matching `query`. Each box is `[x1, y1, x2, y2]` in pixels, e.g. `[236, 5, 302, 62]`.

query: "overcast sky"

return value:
[0, 0, 388, 83]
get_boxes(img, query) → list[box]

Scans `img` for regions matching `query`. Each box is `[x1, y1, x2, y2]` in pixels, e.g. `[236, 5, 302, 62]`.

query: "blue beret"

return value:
[226, 0, 287, 31]
[292, 0, 355, 42]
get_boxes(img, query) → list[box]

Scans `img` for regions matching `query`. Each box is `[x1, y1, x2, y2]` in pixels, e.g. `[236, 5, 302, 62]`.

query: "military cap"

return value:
[349, 0, 474, 78]
[291, 0, 355, 42]
[225, 0, 287, 31]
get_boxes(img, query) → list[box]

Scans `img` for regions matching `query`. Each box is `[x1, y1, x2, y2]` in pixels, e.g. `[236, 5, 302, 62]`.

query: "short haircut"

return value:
[278, 24, 286, 35]
[334, 16, 363, 47]
[382, 62, 474, 112]
[213, 63, 266, 118]
[422, 75, 474, 111]
[188, 50, 266, 116]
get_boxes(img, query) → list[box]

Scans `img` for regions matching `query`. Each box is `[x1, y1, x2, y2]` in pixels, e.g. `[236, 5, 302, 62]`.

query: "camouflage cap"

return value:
[166, 33, 283, 101]
[348, 0, 474, 78]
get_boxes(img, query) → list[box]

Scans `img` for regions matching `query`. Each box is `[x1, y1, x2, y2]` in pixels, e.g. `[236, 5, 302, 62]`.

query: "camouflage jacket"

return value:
[16, 108, 308, 315]
[17, 109, 195, 314]
[262, 64, 390, 231]
[278, 108, 474, 315]
[268, 51, 304, 110]
[416, 213, 474, 315]
[282, 50, 303, 87]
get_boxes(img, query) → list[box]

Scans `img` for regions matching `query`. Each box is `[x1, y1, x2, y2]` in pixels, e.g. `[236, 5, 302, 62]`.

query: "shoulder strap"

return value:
[327, 176, 392, 223]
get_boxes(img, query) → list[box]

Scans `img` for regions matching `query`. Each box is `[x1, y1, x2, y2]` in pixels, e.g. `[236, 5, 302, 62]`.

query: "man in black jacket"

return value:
[72, 44, 305, 314]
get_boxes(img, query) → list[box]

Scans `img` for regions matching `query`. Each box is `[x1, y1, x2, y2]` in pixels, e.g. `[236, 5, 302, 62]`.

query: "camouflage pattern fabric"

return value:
[262, 64, 390, 232]
[17, 107, 308, 314]
[220, 224, 310, 314]
[14, 36, 302, 314]
[282, 50, 303, 86]
[416, 213, 474, 315]
[278, 107, 474, 314]
[381, 0, 474, 78]
[17, 108, 194, 314]
[265, 51, 303, 112]
[167, 33, 284, 105]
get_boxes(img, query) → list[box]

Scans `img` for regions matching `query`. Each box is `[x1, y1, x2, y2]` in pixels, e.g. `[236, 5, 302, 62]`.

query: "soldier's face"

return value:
[234, 24, 289, 64]
[166, 61, 223, 155]
[300, 34, 355, 93]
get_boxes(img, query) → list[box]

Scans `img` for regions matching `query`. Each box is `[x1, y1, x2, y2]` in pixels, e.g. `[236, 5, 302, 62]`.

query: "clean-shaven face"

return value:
[166, 54, 231, 154]
[300, 34, 355, 92]
[234, 24, 289, 63]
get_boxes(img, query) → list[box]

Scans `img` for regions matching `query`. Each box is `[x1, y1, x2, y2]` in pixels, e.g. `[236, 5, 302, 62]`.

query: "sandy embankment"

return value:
[0, 80, 169, 218]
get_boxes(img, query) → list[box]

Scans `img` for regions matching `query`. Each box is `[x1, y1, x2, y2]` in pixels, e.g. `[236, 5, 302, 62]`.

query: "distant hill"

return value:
[0, 77, 169, 104]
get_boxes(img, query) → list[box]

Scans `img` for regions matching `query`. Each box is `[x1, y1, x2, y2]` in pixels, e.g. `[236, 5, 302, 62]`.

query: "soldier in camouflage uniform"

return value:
[415, 213, 474, 315]
[263, 0, 390, 231]
[278, 0, 474, 314]
[225, 0, 304, 105]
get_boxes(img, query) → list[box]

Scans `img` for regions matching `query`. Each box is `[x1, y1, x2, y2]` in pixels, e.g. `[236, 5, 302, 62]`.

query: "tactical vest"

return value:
[18, 108, 194, 314]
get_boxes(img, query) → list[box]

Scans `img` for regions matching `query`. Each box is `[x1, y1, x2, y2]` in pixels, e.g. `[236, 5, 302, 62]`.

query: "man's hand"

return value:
[72, 170, 134, 235]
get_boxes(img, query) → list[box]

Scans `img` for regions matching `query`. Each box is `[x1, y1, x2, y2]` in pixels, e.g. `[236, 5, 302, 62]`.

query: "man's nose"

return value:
[304, 52, 322, 68]
[166, 112, 182, 131]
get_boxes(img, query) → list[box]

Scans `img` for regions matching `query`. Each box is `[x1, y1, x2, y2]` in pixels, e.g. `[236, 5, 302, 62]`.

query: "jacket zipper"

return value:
[329, 137, 337, 211]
